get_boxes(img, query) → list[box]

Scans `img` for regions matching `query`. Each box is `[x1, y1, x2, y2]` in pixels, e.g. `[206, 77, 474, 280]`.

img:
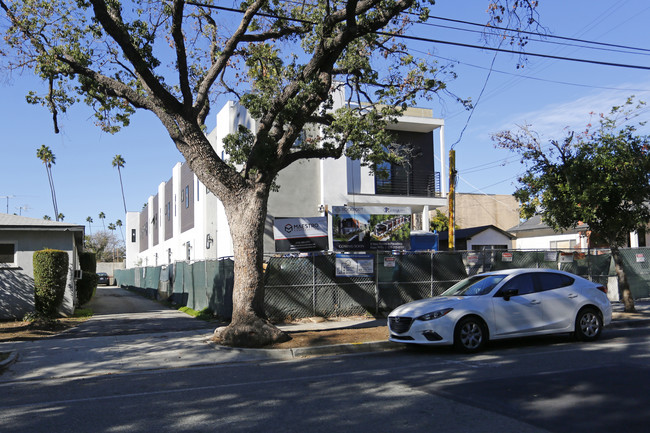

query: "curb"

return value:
[0, 351, 17, 371]
[283, 317, 650, 358]
[608, 318, 650, 329]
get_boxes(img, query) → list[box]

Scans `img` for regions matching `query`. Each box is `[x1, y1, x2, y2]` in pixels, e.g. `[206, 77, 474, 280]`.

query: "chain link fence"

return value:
[115, 258, 234, 319]
[263, 249, 616, 320]
[114, 248, 650, 322]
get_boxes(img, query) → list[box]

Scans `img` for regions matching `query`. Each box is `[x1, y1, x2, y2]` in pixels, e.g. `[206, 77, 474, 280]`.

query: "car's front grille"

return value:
[389, 316, 414, 334]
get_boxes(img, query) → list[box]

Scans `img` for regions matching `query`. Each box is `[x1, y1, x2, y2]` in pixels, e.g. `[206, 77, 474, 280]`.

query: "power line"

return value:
[379, 31, 650, 71]
[405, 47, 650, 93]
[424, 14, 650, 54]
[190, 2, 650, 71]
[416, 21, 650, 57]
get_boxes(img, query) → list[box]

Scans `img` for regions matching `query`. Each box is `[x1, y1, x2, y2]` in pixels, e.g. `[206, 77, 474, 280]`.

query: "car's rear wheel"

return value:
[575, 307, 602, 341]
[454, 316, 487, 353]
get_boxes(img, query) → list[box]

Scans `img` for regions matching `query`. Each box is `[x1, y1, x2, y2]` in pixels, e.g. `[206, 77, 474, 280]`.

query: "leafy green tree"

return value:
[112, 155, 127, 214]
[36, 144, 59, 221]
[43, 215, 52, 221]
[0, 0, 539, 347]
[57, 212, 64, 221]
[430, 209, 455, 232]
[493, 98, 650, 312]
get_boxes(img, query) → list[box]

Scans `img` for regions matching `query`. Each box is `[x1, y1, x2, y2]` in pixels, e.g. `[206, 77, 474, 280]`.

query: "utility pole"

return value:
[448, 150, 456, 250]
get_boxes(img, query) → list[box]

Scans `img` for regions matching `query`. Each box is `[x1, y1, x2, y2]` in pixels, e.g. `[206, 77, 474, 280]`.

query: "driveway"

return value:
[60, 286, 218, 338]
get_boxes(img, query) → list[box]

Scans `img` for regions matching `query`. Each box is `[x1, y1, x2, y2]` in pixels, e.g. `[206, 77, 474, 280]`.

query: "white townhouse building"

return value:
[125, 89, 448, 267]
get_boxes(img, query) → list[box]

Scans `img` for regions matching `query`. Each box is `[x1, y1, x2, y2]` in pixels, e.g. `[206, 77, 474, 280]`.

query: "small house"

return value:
[0, 213, 84, 319]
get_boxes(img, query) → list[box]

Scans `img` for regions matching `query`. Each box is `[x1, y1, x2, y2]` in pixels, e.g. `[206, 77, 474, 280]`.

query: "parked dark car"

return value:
[97, 272, 109, 285]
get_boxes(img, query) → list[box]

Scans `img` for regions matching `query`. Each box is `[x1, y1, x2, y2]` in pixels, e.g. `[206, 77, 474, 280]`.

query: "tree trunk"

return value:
[212, 183, 290, 348]
[611, 246, 636, 313]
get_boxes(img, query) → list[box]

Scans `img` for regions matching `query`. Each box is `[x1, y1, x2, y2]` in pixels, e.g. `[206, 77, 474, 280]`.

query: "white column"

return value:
[439, 125, 447, 196]
[422, 205, 430, 231]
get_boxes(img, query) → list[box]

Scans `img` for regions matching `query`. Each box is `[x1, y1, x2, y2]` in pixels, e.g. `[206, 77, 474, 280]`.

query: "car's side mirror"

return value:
[502, 288, 518, 301]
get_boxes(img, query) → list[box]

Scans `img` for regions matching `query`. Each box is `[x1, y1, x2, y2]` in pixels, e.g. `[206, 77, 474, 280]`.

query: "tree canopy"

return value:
[493, 97, 650, 311]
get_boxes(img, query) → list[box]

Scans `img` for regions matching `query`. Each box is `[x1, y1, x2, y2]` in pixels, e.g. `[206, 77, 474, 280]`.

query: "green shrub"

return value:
[79, 252, 97, 273]
[77, 271, 98, 306]
[33, 249, 69, 318]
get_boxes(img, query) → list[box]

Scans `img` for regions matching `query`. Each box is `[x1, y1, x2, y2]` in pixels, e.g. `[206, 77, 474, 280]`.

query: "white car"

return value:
[388, 268, 612, 352]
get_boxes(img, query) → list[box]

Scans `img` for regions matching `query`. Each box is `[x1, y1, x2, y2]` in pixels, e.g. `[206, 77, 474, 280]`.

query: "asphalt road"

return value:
[1, 325, 648, 432]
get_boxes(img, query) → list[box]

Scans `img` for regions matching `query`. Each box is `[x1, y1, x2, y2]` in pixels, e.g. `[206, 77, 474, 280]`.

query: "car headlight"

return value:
[416, 308, 453, 321]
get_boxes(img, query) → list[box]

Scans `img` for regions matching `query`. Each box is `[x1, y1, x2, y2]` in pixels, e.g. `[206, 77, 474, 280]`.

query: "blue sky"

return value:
[1, 1, 649, 230]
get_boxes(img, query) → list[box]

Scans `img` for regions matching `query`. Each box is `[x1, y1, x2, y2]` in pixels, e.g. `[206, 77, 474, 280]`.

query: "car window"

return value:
[442, 274, 506, 296]
[538, 273, 574, 291]
[498, 274, 536, 296]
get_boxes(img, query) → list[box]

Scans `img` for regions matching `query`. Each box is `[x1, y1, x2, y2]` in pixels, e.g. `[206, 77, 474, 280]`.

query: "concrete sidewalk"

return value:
[1, 300, 648, 384]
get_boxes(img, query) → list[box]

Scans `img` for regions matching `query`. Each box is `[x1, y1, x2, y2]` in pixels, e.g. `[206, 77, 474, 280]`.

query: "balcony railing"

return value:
[375, 172, 442, 197]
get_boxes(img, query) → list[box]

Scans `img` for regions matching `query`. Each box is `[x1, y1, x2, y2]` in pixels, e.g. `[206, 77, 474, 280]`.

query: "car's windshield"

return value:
[441, 274, 506, 296]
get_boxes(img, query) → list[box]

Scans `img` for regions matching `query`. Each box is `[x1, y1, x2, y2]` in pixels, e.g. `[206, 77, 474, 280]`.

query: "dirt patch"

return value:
[269, 326, 389, 349]
[0, 318, 89, 342]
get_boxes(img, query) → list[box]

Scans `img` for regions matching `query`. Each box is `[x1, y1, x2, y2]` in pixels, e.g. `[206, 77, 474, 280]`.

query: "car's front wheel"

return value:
[575, 307, 603, 341]
[454, 316, 487, 353]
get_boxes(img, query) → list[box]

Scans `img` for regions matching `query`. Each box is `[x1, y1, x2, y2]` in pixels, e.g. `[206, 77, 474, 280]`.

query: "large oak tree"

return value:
[1, 0, 538, 346]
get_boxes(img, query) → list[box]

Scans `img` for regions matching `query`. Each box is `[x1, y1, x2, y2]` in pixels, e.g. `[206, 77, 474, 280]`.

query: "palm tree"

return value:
[57, 213, 64, 221]
[98, 212, 106, 231]
[86, 216, 93, 236]
[115, 219, 125, 243]
[36, 145, 59, 221]
[43, 215, 52, 220]
[107, 222, 117, 262]
[112, 155, 127, 214]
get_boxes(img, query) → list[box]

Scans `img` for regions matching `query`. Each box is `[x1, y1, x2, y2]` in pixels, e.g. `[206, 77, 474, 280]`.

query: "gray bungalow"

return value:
[0, 213, 84, 319]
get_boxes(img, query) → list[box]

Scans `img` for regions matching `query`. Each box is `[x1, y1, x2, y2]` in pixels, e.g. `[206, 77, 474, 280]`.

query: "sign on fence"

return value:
[332, 206, 411, 251]
[273, 217, 328, 252]
[335, 253, 374, 277]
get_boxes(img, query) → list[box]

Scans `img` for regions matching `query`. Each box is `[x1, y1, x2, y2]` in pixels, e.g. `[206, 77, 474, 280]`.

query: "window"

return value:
[166, 202, 171, 221]
[131, 229, 136, 242]
[538, 273, 574, 292]
[499, 274, 536, 296]
[550, 240, 576, 249]
[185, 186, 190, 208]
[0, 243, 15, 264]
[197, 179, 200, 201]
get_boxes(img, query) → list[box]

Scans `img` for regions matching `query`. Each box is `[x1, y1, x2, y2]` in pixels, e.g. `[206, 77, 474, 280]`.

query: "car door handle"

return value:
[568, 294, 578, 298]
[530, 300, 541, 305]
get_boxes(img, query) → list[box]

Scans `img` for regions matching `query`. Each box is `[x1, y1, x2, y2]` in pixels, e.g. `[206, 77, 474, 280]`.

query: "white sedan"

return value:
[388, 268, 612, 352]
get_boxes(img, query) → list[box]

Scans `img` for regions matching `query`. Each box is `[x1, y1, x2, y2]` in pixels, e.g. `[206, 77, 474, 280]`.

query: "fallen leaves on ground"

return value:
[0, 318, 88, 342]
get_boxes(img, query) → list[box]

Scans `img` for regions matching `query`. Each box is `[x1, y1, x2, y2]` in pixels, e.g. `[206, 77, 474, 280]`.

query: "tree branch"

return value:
[88, 0, 183, 113]
[171, 0, 193, 110]
[194, 0, 268, 118]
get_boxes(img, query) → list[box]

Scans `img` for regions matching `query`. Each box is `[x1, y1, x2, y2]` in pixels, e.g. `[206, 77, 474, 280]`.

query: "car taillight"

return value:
[596, 285, 607, 295]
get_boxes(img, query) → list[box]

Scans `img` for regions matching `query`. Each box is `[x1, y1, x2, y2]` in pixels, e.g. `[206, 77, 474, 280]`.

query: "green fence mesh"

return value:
[115, 248, 650, 321]
[618, 248, 650, 299]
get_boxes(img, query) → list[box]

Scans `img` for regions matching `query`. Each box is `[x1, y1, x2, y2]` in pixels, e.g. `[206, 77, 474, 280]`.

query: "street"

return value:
[1, 325, 649, 432]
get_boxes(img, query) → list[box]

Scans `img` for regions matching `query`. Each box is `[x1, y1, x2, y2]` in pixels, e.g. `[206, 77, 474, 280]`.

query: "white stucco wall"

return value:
[466, 230, 513, 250]
[0, 230, 78, 319]
[514, 233, 584, 250]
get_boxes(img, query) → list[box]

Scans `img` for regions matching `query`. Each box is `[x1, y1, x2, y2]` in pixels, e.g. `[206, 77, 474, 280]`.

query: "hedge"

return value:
[33, 249, 69, 317]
